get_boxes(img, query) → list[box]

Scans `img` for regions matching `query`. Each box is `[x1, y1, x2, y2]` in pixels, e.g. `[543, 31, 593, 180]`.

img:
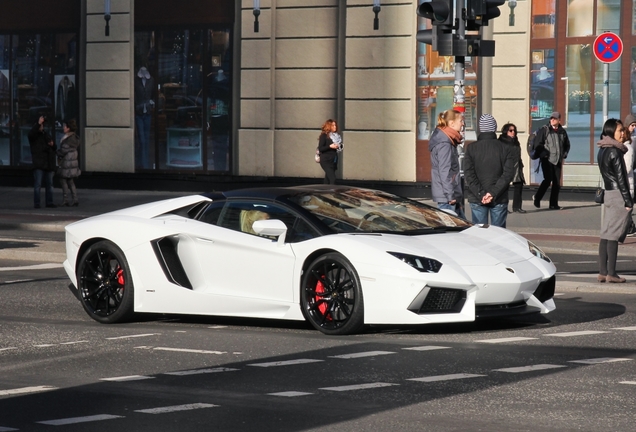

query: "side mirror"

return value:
[252, 219, 288, 244]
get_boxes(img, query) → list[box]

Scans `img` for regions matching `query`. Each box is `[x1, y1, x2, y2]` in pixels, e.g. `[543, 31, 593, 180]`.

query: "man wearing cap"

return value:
[463, 114, 517, 227]
[533, 112, 570, 210]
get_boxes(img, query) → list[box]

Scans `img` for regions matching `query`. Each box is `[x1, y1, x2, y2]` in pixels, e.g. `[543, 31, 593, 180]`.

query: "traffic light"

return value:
[416, 1, 455, 55]
[466, 0, 506, 30]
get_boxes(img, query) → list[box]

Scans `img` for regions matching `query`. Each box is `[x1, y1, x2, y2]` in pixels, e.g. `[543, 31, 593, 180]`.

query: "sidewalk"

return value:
[1, 186, 635, 293]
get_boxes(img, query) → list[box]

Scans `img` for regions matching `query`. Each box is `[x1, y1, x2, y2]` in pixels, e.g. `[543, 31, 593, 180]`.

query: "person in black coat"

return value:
[28, 116, 57, 208]
[317, 119, 341, 184]
[499, 123, 526, 213]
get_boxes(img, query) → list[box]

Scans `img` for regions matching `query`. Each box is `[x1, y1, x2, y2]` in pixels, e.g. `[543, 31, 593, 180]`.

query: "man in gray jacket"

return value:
[533, 112, 570, 210]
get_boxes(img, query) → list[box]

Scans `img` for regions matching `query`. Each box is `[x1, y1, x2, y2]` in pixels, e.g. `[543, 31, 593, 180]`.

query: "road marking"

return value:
[2, 279, 34, 284]
[569, 358, 633, 365]
[0, 426, 18, 431]
[407, 374, 486, 382]
[208, 326, 227, 329]
[320, 382, 398, 391]
[106, 333, 160, 340]
[135, 403, 218, 414]
[34, 344, 56, 348]
[100, 375, 154, 382]
[248, 359, 323, 367]
[37, 414, 123, 426]
[60, 340, 88, 345]
[564, 261, 597, 264]
[329, 351, 396, 359]
[475, 337, 538, 343]
[613, 326, 636, 331]
[544, 331, 609, 337]
[153, 347, 226, 355]
[164, 367, 239, 376]
[0, 386, 57, 396]
[0, 263, 63, 272]
[493, 364, 567, 373]
[620, 381, 636, 385]
[402, 346, 451, 351]
[268, 391, 313, 397]
[0, 347, 17, 352]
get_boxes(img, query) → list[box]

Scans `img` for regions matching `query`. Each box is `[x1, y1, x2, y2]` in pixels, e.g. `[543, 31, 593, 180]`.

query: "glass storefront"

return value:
[0, 33, 77, 167]
[134, 28, 232, 172]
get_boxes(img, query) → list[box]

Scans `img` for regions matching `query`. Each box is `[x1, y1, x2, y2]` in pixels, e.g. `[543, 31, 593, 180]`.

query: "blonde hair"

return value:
[240, 210, 270, 234]
[437, 109, 463, 128]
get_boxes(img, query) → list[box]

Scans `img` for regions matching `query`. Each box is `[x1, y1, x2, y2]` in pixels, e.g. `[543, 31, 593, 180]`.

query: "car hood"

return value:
[350, 225, 532, 266]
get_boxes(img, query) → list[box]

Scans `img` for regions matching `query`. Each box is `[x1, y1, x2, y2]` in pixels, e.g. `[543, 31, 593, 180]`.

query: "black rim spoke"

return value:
[305, 258, 356, 331]
[80, 248, 124, 318]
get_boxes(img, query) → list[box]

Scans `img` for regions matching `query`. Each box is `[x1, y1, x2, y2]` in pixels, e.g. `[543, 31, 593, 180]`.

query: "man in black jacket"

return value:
[28, 116, 57, 208]
[533, 111, 570, 210]
[464, 114, 517, 227]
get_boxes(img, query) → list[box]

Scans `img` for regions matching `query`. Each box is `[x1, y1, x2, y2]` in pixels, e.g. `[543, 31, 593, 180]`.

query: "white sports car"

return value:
[63, 185, 556, 335]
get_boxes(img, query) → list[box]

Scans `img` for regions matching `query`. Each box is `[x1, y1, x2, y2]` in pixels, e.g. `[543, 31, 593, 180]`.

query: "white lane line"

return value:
[106, 333, 160, 340]
[613, 326, 636, 331]
[135, 403, 218, 414]
[407, 373, 486, 383]
[493, 364, 567, 373]
[208, 326, 227, 329]
[0, 426, 19, 431]
[0, 347, 17, 352]
[620, 381, 636, 385]
[329, 351, 396, 359]
[100, 375, 154, 382]
[248, 359, 323, 368]
[153, 347, 226, 355]
[564, 261, 597, 264]
[0, 263, 63, 272]
[402, 346, 451, 351]
[544, 331, 609, 337]
[37, 414, 124, 426]
[0, 386, 57, 396]
[34, 344, 56, 348]
[475, 337, 538, 343]
[2, 279, 35, 284]
[320, 382, 398, 391]
[569, 358, 633, 365]
[268, 391, 313, 397]
[164, 367, 239, 376]
[60, 341, 88, 345]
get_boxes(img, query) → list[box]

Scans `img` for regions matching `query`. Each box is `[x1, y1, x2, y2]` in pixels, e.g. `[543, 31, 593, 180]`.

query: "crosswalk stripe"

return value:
[620, 381, 636, 385]
[100, 375, 154, 382]
[544, 331, 609, 337]
[612, 326, 636, 331]
[569, 358, 633, 365]
[164, 367, 239, 376]
[329, 351, 396, 359]
[0, 426, 19, 431]
[248, 359, 323, 367]
[37, 414, 124, 426]
[268, 391, 313, 397]
[407, 374, 486, 382]
[106, 333, 159, 340]
[402, 346, 451, 351]
[320, 382, 397, 391]
[0, 386, 57, 396]
[135, 403, 218, 414]
[493, 364, 567, 373]
[475, 337, 538, 343]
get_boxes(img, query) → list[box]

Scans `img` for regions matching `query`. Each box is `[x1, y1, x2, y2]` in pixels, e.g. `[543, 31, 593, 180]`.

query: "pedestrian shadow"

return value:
[0, 240, 38, 249]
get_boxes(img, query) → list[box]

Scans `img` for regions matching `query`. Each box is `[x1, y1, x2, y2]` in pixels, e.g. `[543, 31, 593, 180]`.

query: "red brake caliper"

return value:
[315, 275, 329, 318]
[116, 266, 125, 287]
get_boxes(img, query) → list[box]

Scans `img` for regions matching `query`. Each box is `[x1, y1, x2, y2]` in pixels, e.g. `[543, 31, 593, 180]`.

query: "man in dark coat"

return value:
[28, 116, 57, 208]
[463, 114, 517, 227]
[533, 111, 570, 210]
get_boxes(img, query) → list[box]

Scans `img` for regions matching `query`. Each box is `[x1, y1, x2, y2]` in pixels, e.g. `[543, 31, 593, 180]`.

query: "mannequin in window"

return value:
[134, 66, 155, 169]
[56, 76, 76, 124]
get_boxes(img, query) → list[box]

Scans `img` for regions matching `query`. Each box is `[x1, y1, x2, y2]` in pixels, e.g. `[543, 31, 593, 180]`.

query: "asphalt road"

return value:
[0, 263, 635, 432]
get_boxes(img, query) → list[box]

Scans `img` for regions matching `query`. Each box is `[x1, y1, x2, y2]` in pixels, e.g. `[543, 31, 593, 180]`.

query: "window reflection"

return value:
[567, 0, 593, 37]
[532, 0, 556, 39]
[596, 0, 620, 34]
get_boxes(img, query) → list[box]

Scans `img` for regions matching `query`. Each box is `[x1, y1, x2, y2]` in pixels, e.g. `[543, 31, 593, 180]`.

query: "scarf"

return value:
[439, 126, 462, 146]
[597, 135, 628, 153]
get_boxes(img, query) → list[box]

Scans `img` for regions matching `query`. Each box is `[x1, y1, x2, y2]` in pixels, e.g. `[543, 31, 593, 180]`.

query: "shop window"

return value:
[530, 49, 556, 130]
[532, 0, 556, 39]
[0, 33, 77, 168]
[597, 0, 621, 34]
[567, 0, 594, 37]
[134, 28, 231, 172]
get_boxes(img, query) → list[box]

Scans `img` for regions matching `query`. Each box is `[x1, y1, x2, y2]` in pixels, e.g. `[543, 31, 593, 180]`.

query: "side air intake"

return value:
[151, 237, 193, 289]
[408, 287, 466, 314]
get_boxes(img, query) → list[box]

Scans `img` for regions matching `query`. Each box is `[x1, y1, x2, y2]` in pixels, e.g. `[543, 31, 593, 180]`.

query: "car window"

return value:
[198, 201, 225, 225]
[218, 201, 319, 242]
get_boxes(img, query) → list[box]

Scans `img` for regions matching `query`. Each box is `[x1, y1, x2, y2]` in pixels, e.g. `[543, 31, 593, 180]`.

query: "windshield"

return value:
[288, 188, 471, 234]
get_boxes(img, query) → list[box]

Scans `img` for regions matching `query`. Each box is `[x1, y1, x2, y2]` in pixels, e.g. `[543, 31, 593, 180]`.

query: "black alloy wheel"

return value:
[301, 252, 364, 335]
[77, 240, 135, 324]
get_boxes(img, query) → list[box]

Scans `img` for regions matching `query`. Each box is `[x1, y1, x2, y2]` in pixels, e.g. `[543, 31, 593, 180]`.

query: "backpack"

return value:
[527, 125, 547, 160]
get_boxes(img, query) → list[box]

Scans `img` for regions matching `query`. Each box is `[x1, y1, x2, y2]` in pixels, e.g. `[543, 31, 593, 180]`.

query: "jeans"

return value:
[33, 169, 54, 207]
[438, 202, 466, 219]
[469, 202, 508, 228]
[135, 113, 151, 169]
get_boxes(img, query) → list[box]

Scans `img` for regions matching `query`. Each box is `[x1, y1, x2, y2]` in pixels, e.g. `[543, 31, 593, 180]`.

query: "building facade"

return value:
[0, 0, 634, 190]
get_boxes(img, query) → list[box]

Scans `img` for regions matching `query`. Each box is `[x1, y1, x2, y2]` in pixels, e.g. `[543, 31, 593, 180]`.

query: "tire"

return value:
[76, 240, 135, 324]
[301, 252, 364, 335]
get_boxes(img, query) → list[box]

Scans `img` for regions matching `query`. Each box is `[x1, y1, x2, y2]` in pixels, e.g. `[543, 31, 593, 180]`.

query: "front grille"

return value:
[416, 287, 466, 314]
[533, 275, 556, 303]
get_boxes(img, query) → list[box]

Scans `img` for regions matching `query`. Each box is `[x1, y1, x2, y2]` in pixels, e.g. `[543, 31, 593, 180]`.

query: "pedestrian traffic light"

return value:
[416, 1, 455, 55]
[466, 0, 506, 30]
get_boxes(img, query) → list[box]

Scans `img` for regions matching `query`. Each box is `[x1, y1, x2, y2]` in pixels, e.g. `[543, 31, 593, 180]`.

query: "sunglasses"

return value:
[507, 129, 516, 133]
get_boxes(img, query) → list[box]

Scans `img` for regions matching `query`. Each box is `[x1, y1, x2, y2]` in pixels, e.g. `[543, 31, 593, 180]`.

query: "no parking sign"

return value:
[593, 32, 623, 63]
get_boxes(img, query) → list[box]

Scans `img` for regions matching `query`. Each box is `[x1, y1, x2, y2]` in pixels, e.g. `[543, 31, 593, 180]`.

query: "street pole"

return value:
[454, 0, 466, 124]
[603, 62, 609, 123]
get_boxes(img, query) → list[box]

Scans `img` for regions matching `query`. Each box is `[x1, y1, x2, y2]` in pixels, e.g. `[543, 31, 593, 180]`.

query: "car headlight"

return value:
[388, 252, 442, 273]
[528, 240, 551, 262]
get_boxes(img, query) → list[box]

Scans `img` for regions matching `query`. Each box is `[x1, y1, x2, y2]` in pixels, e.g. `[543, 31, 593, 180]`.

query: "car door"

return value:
[192, 201, 299, 304]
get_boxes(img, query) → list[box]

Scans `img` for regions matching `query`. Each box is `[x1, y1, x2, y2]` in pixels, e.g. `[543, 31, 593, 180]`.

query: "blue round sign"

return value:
[593, 32, 623, 64]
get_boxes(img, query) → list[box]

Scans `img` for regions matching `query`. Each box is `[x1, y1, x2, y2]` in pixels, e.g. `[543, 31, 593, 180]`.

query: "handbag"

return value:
[314, 147, 320, 163]
[595, 177, 604, 204]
